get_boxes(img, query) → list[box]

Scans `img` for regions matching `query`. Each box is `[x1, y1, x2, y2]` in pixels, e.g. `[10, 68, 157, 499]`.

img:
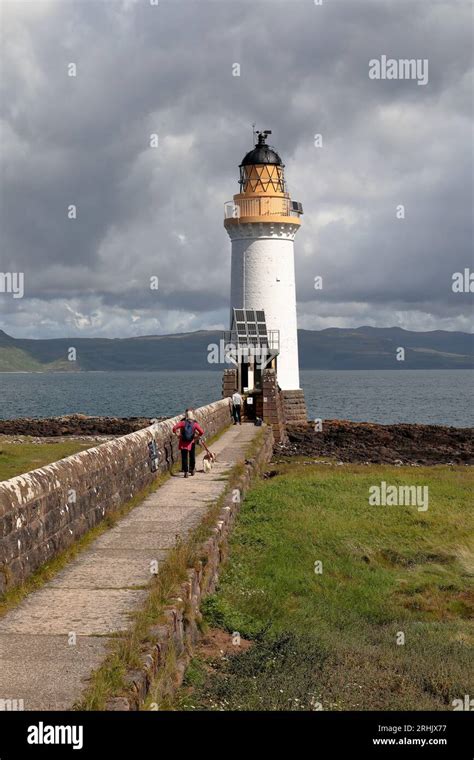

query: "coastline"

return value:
[0, 415, 472, 466]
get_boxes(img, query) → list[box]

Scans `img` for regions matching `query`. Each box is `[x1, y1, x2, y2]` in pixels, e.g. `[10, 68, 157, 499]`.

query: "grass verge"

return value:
[0, 439, 96, 481]
[173, 460, 473, 711]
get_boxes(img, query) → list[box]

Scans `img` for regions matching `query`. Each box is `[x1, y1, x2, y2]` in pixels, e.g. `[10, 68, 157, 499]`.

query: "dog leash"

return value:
[198, 436, 213, 458]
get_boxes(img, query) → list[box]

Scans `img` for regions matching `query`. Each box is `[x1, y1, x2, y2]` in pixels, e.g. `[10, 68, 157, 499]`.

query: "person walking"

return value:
[231, 389, 242, 425]
[172, 409, 204, 478]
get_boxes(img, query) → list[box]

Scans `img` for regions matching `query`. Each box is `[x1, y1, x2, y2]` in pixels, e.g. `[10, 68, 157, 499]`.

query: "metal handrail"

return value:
[223, 330, 280, 352]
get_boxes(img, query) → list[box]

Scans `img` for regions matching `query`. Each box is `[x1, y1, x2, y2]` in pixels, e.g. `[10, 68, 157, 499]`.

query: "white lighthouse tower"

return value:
[223, 130, 306, 424]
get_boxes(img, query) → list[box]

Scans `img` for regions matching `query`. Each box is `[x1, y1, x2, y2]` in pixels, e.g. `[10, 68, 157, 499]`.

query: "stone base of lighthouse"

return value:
[222, 368, 307, 443]
[280, 389, 308, 425]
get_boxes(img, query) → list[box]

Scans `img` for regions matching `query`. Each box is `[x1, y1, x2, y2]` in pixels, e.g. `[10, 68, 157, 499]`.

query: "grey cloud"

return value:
[0, 0, 472, 338]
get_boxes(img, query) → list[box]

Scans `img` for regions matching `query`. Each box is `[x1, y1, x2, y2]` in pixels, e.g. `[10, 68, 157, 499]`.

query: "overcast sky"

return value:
[0, 0, 472, 339]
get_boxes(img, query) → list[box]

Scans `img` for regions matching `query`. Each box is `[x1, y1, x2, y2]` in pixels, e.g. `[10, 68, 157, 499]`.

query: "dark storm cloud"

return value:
[0, 0, 472, 338]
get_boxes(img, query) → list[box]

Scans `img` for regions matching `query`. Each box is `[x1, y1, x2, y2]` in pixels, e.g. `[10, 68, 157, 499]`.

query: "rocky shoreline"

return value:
[277, 420, 474, 465]
[0, 414, 168, 438]
[1, 416, 473, 465]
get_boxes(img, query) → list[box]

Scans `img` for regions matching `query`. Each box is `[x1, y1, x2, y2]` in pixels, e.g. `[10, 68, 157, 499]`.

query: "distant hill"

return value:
[297, 327, 474, 370]
[0, 327, 472, 372]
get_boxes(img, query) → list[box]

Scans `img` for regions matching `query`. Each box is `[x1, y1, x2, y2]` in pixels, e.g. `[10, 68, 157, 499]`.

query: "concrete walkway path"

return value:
[0, 423, 258, 710]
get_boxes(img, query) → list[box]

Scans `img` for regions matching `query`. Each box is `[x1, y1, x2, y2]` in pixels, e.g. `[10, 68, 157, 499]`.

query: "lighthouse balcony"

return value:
[224, 197, 303, 221]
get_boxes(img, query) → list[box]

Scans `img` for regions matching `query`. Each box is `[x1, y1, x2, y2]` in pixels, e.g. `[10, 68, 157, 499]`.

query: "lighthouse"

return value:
[223, 129, 307, 427]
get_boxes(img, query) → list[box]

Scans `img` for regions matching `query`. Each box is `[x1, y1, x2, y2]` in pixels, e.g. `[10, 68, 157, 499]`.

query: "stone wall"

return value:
[281, 389, 308, 424]
[262, 369, 288, 444]
[0, 400, 233, 595]
[222, 368, 237, 399]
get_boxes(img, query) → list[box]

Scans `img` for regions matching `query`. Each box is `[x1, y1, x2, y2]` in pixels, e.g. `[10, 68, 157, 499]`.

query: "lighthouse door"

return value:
[240, 361, 248, 392]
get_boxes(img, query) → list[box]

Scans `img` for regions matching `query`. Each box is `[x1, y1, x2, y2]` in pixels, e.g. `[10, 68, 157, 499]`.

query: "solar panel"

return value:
[230, 308, 278, 358]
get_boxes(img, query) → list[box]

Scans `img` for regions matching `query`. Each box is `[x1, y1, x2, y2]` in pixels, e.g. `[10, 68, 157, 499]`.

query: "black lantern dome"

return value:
[240, 130, 283, 167]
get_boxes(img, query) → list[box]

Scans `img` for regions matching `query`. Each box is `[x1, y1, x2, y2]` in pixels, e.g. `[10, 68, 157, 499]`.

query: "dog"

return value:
[202, 451, 217, 473]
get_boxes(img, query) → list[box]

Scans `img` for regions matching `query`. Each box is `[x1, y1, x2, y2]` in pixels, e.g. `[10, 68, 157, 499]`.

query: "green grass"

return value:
[0, 347, 46, 372]
[0, 346, 76, 372]
[0, 440, 95, 481]
[174, 461, 474, 711]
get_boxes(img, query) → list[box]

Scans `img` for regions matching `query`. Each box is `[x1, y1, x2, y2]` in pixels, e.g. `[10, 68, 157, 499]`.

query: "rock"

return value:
[274, 420, 474, 466]
[0, 415, 169, 437]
